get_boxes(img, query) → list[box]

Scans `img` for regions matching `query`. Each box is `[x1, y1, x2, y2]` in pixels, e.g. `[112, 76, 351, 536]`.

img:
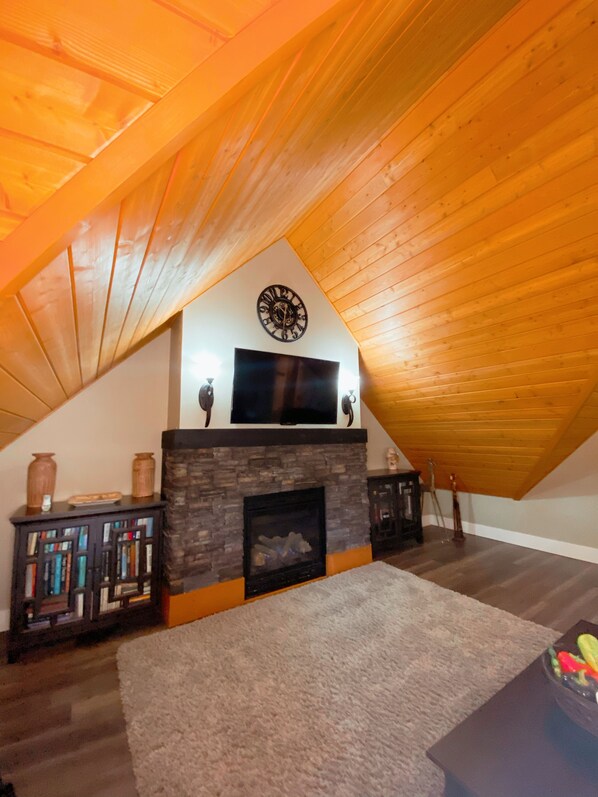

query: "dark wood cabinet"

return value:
[8, 495, 164, 662]
[367, 469, 423, 555]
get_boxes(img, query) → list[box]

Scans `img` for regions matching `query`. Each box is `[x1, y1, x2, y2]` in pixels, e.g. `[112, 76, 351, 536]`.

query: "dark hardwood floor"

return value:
[1, 527, 597, 797]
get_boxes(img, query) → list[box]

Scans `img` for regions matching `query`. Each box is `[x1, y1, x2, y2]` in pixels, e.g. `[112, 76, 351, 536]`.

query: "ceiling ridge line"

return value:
[67, 245, 84, 389]
[96, 202, 125, 379]
[0, 26, 161, 103]
[14, 293, 69, 401]
[0, 363, 52, 412]
[149, 0, 230, 41]
[512, 361, 598, 499]
[0, 126, 91, 164]
[108, 153, 183, 367]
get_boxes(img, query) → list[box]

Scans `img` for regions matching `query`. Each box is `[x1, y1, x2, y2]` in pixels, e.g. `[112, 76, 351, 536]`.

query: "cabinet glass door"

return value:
[23, 525, 90, 630]
[97, 516, 154, 615]
[398, 480, 416, 522]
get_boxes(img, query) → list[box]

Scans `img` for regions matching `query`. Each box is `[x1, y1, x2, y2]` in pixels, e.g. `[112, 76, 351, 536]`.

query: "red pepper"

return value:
[557, 650, 596, 675]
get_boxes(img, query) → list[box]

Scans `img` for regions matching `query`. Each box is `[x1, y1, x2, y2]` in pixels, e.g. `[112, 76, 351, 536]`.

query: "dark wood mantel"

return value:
[162, 428, 368, 449]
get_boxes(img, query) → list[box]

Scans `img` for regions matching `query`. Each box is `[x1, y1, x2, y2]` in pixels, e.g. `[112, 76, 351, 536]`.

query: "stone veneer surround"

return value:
[161, 429, 370, 596]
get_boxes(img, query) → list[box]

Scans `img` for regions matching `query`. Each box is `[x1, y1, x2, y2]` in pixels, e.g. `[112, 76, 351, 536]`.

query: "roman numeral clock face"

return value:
[257, 285, 308, 342]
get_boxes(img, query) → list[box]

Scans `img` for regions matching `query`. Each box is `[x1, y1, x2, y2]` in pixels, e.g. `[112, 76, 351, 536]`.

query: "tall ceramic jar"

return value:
[132, 452, 155, 498]
[27, 453, 57, 509]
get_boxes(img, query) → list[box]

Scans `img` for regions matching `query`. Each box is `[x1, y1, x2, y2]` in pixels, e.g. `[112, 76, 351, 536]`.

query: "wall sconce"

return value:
[198, 378, 214, 428]
[341, 389, 356, 427]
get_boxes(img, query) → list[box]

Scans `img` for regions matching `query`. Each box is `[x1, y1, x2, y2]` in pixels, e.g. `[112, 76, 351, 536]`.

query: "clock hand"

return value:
[282, 305, 288, 339]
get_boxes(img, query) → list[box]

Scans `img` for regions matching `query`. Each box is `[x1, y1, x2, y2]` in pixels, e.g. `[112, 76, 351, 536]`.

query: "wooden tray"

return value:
[67, 491, 123, 506]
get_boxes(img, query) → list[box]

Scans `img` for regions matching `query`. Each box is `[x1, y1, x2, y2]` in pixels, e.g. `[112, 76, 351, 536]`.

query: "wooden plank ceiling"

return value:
[0, 0, 596, 498]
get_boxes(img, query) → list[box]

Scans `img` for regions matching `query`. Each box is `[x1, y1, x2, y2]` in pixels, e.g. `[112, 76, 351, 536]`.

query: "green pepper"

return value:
[548, 647, 562, 678]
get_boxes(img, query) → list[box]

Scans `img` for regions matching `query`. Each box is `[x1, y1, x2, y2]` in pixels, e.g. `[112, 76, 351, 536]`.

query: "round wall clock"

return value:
[257, 284, 308, 342]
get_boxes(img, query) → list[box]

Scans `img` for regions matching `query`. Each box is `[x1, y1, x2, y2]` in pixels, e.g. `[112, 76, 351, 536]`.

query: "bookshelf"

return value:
[8, 495, 164, 662]
[367, 470, 423, 556]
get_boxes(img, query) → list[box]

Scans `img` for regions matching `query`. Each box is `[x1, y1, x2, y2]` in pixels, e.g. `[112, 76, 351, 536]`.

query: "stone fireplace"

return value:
[161, 428, 370, 625]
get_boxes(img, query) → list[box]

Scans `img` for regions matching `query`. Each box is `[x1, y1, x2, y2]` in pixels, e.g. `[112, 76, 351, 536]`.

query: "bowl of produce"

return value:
[543, 632, 598, 737]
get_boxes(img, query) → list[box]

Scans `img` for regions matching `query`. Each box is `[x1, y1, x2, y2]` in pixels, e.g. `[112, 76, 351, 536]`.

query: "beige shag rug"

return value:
[117, 562, 557, 797]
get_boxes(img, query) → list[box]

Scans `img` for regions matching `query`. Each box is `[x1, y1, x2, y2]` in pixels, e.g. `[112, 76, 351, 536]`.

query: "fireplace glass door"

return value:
[244, 486, 326, 597]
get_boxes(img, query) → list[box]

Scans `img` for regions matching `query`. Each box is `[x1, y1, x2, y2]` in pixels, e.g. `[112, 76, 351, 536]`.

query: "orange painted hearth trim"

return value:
[326, 544, 372, 575]
[163, 579, 245, 628]
[163, 544, 373, 627]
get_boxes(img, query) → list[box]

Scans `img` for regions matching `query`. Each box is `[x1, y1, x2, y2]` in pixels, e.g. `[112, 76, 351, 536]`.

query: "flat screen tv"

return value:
[231, 348, 339, 425]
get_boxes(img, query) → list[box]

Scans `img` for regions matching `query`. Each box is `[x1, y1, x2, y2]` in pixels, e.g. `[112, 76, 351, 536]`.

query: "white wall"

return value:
[423, 430, 598, 561]
[176, 239, 361, 429]
[361, 401, 412, 471]
[0, 332, 170, 631]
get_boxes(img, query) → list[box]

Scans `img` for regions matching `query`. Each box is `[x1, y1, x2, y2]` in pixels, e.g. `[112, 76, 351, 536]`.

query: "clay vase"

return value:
[27, 453, 57, 509]
[132, 452, 155, 498]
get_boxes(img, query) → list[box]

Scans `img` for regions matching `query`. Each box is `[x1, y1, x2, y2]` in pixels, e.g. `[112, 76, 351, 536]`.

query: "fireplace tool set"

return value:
[425, 459, 465, 544]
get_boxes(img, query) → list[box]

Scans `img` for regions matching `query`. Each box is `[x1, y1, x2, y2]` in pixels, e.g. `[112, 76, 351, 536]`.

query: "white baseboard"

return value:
[0, 608, 10, 633]
[422, 514, 598, 565]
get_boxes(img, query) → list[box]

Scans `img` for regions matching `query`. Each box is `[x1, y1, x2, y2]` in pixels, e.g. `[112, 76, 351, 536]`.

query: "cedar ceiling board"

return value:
[0, 40, 151, 158]
[363, 292, 598, 364]
[70, 205, 120, 385]
[0, 213, 21, 240]
[0, 0, 360, 298]
[340, 184, 598, 330]
[331, 211, 597, 330]
[315, 103, 596, 293]
[0, 408, 37, 435]
[385, 370, 596, 402]
[97, 158, 176, 373]
[155, 0, 278, 38]
[0, 368, 50, 421]
[290, 0, 589, 253]
[379, 381, 590, 408]
[335, 137, 593, 326]
[0, 0, 225, 99]
[0, 135, 83, 218]
[353, 238, 598, 345]
[325, 155, 598, 319]
[298, 19, 596, 296]
[0, 431, 19, 449]
[364, 345, 598, 384]
[18, 250, 82, 396]
[0, 296, 65, 408]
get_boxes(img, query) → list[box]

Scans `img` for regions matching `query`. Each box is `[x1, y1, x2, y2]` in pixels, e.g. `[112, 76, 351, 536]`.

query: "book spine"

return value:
[54, 554, 62, 594]
[78, 556, 86, 588]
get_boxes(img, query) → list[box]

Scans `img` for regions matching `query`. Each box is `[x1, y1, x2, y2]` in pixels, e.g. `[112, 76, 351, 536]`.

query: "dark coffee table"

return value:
[427, 619, 598, 797]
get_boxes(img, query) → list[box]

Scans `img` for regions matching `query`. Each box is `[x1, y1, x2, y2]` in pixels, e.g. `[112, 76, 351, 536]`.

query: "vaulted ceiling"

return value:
[0, 0, 596, 498]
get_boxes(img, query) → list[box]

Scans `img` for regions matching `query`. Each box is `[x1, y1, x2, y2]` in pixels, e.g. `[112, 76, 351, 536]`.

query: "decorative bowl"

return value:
[542, 649, 598, 738]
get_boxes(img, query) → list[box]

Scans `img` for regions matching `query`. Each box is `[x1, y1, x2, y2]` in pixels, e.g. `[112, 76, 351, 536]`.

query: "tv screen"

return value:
[231, 348, 339, 425]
